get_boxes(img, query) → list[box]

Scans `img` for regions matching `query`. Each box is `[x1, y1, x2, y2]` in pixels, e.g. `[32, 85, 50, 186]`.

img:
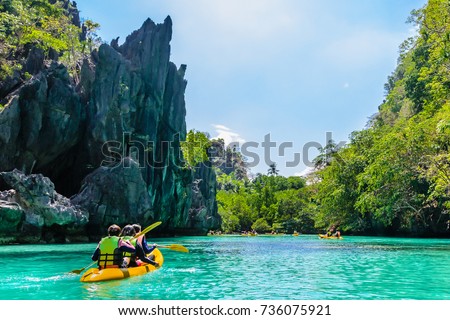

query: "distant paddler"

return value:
[318, 224, 343, 239]
[326, 225, 341, 238]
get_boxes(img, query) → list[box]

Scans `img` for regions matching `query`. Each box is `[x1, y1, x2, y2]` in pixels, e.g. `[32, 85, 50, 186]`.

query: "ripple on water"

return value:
[1, 236, 450, 299]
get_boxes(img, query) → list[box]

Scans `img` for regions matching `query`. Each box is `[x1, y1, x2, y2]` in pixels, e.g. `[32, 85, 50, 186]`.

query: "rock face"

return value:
[0, 170, 88, 243]
[0, 8, 220, 242]
[0, 191, 24, 244]
[0, 62, 83, 176]
[71, 158, 153, 240]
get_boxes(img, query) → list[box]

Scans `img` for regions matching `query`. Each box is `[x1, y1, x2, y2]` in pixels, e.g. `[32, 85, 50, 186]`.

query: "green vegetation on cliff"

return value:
[181, 129, 211, 168]
[0, 0, 99, 81]
[314, 0, 450, 235]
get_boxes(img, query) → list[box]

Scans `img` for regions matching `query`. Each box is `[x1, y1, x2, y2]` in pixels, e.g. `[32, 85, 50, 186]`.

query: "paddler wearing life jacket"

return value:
[120, 225, 159, 268]
[91, 224, 136, 269]
[132, 223, 157, 261]
[326, 224, 341, 237]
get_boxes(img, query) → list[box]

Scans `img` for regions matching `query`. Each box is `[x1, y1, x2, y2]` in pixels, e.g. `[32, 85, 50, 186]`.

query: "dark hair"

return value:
[132, 224, 142, 233]
[107, 224, 121, 236]
[120, 224, 136, 237]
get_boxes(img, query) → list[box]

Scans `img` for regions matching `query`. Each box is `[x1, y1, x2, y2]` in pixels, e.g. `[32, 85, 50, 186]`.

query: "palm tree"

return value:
[267, 162, 279, 176]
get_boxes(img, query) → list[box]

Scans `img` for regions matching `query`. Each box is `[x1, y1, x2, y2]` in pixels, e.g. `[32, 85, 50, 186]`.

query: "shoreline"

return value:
[2, 233, 450, 246]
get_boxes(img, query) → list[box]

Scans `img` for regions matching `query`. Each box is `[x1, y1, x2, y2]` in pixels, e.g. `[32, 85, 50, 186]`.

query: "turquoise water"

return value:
[1, 235, 450, 300]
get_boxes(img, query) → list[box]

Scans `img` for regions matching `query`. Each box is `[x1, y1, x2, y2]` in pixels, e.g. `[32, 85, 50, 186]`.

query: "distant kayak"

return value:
[80, 248, 164, 283]
[293, 233, 299, 237]
[318, 234, 343, 240]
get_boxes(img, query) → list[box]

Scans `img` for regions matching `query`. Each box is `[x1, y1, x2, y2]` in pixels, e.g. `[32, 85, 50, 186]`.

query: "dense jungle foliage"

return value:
[215, 0, 450, 236]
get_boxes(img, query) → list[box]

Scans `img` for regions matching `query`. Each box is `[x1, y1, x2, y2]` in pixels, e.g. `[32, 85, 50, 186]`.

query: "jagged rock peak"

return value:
[118, 16, 173, 60]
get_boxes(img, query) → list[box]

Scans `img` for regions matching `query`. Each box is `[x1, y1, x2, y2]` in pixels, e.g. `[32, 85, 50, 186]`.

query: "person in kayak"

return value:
[326, 225, 341, 237]
[132, 223, 157, 260]
[91, 224, 136, 269]
[120, 225, 159, 268]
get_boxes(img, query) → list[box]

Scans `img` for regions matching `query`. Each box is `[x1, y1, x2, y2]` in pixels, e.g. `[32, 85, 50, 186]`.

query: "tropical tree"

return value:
[267, 162, 279, 176]
[180, 129, 211, 168]
[0, 0, 101, 82]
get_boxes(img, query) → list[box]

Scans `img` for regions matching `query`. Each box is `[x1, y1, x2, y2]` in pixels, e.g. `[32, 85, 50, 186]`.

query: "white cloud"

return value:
[213, 124, 232, 132]
[295, 166, 315, 177]
[212, 124, 246, 146]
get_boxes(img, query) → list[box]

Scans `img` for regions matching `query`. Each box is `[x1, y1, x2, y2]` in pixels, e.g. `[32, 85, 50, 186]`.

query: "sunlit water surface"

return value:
[1, 235, 449, 299]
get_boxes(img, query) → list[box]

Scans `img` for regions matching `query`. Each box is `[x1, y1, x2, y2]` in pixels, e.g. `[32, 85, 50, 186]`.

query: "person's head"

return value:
[120, 224, 136, 237]
[132, 224, 142, 233]
[107, 224, 121, 236]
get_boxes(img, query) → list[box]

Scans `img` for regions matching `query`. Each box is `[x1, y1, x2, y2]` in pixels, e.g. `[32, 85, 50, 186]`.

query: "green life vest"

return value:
[122, 236, 137, 259]
[98, 236, 122, 268]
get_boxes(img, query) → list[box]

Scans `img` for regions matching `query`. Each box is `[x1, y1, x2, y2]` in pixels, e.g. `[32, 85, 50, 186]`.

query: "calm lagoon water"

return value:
[1, 235, 449, 300]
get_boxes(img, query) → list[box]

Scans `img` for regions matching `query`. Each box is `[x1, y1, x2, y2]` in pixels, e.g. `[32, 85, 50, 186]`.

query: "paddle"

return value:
[135, 221, 162, 239]
[70, 260, 97, 275]
[69, 221, 162, 274]
[156, 244, 189, 253]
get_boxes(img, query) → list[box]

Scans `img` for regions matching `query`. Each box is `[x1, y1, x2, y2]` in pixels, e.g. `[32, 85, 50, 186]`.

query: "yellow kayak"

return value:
[318, 234, 343, 240]
[80, 248, 164, 283]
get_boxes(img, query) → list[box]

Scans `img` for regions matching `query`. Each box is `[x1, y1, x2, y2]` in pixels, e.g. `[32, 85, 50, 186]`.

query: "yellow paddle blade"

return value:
[134, 221, 162, 239]
[169, 244, 189, 252]
[69, 261, 96, 274]
[159, 244, 189, 253]
[70, 269, 83, 275]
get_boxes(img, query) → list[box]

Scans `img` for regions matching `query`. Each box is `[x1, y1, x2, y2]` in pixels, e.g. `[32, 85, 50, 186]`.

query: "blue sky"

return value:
[75, 0, 426, 176]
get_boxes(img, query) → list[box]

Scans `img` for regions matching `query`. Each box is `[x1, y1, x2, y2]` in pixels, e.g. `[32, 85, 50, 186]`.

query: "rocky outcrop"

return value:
[0, 170, 88, 243]
[71, 158, 153, 240]
[0, 191, 24, 244]
[0, 62, 83, 176]
[186, 164, 219, 234]
[0, 5, 220, 242]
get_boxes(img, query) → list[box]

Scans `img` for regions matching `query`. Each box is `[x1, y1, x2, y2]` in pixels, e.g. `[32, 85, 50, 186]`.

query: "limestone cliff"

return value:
[0, 5, 220, 242]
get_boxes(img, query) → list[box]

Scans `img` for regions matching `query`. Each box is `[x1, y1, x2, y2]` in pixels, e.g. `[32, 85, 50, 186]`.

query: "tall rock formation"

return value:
[0, 5, 220, 242]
